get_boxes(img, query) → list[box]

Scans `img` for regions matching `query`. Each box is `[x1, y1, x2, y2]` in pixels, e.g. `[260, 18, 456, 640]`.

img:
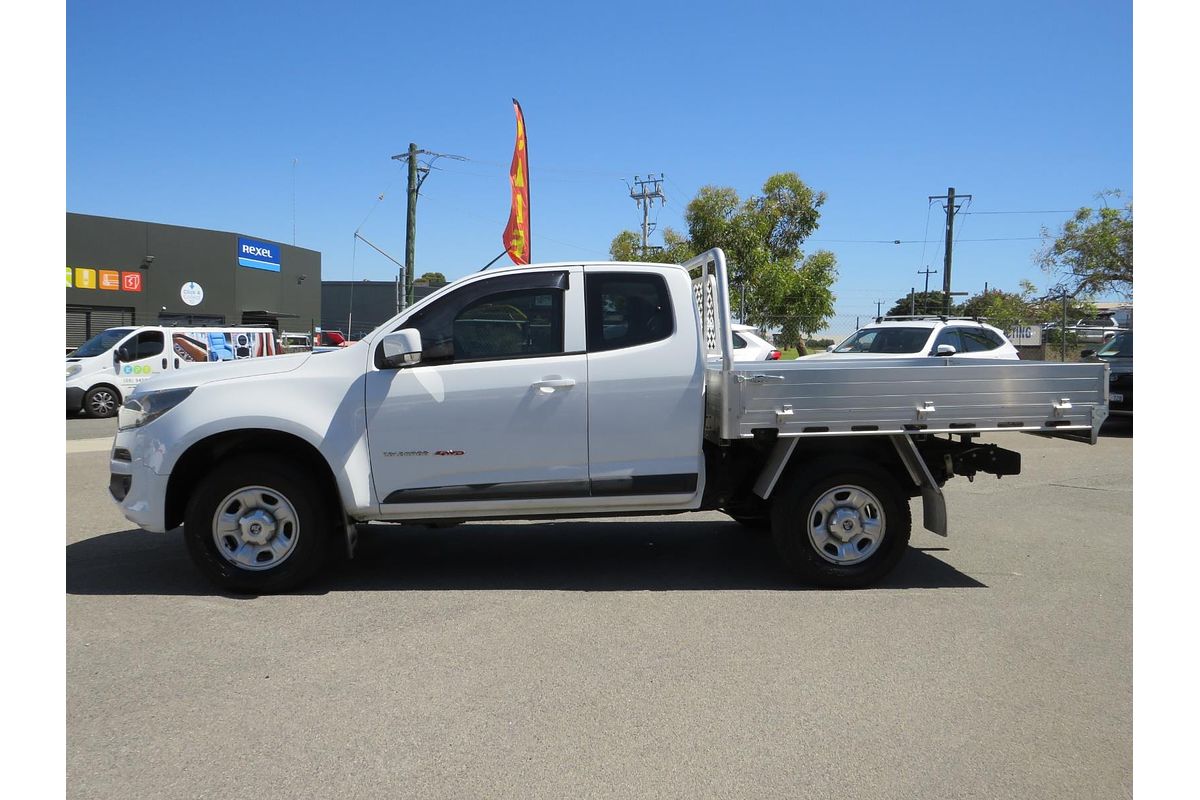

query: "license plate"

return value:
[1110, 393, 1124, 402]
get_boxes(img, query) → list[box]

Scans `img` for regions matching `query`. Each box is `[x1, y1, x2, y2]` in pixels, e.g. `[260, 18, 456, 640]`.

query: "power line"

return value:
[628, 174, 666, 257]
[806, 236, 1041, 244]
[960, 209, 1076, 215]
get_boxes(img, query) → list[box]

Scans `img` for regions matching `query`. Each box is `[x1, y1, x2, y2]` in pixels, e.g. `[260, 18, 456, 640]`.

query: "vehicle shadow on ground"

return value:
[1099, 416, 1132, 438]
[66, 520, 986, 596]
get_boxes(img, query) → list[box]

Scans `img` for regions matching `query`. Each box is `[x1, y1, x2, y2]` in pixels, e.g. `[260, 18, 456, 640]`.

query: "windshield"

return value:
[834, 327, 931, 354]
[68, 328, 134, 358]
[1096, 332, 1132, 358]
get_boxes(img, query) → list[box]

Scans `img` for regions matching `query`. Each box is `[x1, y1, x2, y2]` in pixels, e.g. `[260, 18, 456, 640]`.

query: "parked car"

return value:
[279, 332, 312, 353]
[809, 318, 1019, 360]
[67, 326, 281, 418]
[1044, 316, 1125, 344]
[731, 324, 781, 361]
[313, 329, 348, 347]
[1084, 331, 1132, 416]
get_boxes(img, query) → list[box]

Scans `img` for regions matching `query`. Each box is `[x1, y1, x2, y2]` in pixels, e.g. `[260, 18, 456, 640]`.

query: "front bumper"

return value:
[67, 386, 84, 411]
[108, 427, 171, 532]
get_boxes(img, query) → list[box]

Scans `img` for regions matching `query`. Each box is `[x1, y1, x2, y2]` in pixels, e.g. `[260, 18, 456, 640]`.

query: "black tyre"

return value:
[770, 461, 911, 589]
[183, 455, 333, 593]
[83, 385, 120, 418]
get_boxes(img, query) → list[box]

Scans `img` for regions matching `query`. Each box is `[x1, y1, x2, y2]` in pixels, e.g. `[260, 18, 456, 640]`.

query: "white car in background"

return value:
[731, 324, 782, 361]
[810, 318, 1020, 360]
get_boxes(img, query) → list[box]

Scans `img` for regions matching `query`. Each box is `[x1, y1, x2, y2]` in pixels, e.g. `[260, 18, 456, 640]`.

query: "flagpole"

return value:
[478, 250, 508, 272]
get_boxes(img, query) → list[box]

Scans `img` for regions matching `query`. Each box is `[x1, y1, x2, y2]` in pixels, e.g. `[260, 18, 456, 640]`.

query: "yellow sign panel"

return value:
[75, 268, 97, 289]
[65, 267, 73, 288]
[99, 270, 120, 290]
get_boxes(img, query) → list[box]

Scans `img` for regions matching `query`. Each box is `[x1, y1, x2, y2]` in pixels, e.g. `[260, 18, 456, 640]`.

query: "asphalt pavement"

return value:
[66, 417, 1132, 800]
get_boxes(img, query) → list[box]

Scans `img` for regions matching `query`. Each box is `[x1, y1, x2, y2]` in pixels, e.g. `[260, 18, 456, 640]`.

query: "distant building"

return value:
[320, 279, 443, 339]
[66, 213, 321, 350]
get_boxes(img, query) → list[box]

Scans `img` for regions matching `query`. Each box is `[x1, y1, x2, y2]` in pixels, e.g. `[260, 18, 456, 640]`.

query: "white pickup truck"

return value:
[109, 250, 1109, 593]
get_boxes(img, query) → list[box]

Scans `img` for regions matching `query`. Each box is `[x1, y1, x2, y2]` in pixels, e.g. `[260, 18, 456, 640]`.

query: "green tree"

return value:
[609, 172, 837, 339]
[958, 288, 1033, 331]
[416, 271, 447, 286]
[1038, 190, 1132, 298]
[884, 291, 959, 317]
[608, 229, 693, 264]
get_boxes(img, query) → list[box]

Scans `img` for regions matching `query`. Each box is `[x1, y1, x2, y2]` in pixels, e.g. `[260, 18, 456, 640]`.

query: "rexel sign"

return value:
[237, 237, 281, 272]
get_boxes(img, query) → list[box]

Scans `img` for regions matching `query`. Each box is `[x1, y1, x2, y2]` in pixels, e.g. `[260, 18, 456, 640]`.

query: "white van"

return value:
[66, 326, 280, 417]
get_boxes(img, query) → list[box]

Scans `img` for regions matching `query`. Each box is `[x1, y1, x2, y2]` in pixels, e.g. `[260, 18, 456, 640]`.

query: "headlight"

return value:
[66, 364, 81, 378]
[117, 387, 195, 431]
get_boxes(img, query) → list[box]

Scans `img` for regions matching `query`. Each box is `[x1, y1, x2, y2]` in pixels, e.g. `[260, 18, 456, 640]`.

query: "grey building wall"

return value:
[66, 213, 321, 347]
[321, 281, 441, 339]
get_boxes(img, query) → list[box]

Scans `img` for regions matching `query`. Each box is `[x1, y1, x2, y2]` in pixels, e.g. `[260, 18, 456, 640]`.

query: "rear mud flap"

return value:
[890, 435, 948, 537]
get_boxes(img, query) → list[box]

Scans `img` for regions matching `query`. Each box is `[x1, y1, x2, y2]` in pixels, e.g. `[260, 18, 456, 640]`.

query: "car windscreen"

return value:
[68, 328, 134, 358]
[1097, 332, 1132, 358]
[833, 327, 930, 354]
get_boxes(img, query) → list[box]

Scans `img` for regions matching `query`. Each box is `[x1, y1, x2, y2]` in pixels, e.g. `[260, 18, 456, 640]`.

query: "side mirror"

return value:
[380, 328, 422, 368]
[1080, 349, 1097, 359]
[114, 345, 133, 364]
[826, 345, 835, 352]
[935, 344, 957, 356]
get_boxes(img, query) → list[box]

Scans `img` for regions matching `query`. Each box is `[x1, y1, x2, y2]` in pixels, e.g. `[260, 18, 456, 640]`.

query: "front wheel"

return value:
[771, 462, 911, 589]
[183, 456, 332, 593]
[83, 385, 120, 418]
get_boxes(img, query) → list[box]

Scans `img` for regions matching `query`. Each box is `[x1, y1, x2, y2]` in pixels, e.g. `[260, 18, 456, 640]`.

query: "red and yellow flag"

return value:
[503, 99, 530, 265]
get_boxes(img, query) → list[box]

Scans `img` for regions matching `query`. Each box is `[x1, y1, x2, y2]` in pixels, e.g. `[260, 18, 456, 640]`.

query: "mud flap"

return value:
[890, 435, 948, 537]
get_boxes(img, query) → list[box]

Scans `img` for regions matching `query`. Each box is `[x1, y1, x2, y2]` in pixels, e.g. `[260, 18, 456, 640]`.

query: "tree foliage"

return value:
[884, 291, 960, 318]
[416, 271, 447, 286]
[608, 172, 837, 343]
[1038, 190, 1132, 298]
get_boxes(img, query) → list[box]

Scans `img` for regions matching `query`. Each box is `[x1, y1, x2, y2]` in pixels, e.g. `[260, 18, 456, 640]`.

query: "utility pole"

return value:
[929, 187, 971, 315]
[910, 288, 916, 316]
[917, 266, 938, 313]
[629, 174, 666, 257]
[876, 300, 883, 318]
[392, 144, 468, 308]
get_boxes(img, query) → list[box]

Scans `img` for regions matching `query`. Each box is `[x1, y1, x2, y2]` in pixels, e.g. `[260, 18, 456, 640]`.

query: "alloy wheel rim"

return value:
[90, 390, 116, 415]
[806, 484, 886, 565]
[211, 485, 300, 571]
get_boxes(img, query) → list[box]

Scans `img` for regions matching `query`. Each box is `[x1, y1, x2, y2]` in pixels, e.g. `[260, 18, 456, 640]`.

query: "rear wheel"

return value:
[771, 462, 911, 588]
[83, 385, 120, 418]
[183, 456, 332, 593]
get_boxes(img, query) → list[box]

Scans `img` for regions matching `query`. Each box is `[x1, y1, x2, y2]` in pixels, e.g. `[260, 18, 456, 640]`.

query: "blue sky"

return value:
[66, 0, 1132, 317]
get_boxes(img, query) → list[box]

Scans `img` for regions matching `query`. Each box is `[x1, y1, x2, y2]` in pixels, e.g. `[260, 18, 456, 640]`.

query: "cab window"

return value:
[390, 271, 569, 366]
[452, 290, 563, 361]
[585, 273, 674, 352]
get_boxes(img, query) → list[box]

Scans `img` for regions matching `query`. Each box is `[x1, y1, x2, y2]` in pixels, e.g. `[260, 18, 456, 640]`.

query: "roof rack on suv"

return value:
[873, 314, 989, 324]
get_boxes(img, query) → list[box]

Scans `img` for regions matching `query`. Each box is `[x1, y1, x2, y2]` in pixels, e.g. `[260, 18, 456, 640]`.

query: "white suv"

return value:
[731, 324, 782, 361]
[811, 318, 1019, 360]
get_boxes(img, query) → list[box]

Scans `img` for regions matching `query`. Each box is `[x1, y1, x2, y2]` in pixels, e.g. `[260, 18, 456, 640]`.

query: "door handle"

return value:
[532, 378, 576, 393]
[174, 358, 180, 368]
[161, 358, 167, 369]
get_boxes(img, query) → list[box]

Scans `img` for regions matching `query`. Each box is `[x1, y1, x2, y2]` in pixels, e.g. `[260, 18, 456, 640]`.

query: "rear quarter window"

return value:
[586, 273, 674, 352]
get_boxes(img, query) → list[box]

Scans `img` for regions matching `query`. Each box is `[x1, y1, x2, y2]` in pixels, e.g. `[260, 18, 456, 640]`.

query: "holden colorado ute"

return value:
[108, 250, 1109, 593]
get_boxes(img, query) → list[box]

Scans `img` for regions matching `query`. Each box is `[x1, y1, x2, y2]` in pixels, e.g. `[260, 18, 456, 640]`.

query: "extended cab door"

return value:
[366, 268, 590, 514]
[583, 267, 705, 502]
